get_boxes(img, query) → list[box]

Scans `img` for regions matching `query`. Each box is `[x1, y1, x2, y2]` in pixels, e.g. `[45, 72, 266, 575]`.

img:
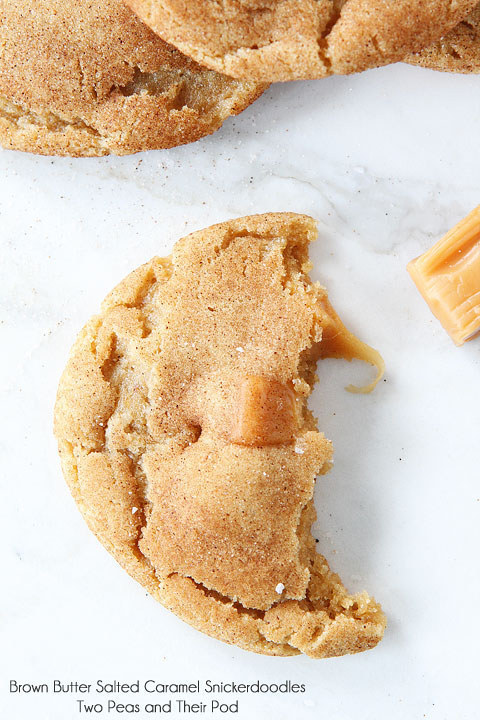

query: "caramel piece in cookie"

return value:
[126, 0, 477, 82]
[231, 376, 298, 446]
[0, 0, 264, 157]
[54, 213, 386, 657]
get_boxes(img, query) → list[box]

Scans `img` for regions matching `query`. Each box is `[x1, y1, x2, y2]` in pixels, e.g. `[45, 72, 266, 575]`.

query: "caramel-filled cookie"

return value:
[54, 213, 386, 657]
[406, 3, 480, 73]
[126, 0, 477, 82]
[0, 0, 264, 156]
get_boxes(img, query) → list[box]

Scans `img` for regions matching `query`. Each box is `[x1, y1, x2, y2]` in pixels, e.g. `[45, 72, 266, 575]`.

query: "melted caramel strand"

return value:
[316, 297, 385, 394]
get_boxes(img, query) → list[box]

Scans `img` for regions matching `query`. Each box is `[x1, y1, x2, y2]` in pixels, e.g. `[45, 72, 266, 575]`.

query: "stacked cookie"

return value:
[127, 0, 480, 81]
[0, 0, 265, 156]
[0, 0, 479, 156]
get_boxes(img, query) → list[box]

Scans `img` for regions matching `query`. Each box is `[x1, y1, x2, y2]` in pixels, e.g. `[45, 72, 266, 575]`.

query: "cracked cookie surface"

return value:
[0, 0, 264, 156]
[406, 3, 480, 73]
[126, 0, 477, 82]
[54, 213, 386, 657]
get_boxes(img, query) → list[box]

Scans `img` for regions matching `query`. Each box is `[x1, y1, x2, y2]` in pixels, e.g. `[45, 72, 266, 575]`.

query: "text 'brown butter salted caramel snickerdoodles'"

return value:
[126, 0, 477, 83]
[54, 213, 386, 658]
[0, 0, 265, 157]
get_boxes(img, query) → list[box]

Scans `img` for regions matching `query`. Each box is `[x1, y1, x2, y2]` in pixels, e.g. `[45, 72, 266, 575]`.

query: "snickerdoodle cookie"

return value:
[0, 0, 264, 156]
[406, 3, 480, 73]
[126, 0, 477, 82]
[54, 213, 386, 657]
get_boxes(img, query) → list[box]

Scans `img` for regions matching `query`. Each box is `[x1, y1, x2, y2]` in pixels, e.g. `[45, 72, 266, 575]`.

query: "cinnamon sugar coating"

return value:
[0, 0, 264, 156]
[126, 0, 477, 82]
[54, 213, 386, 657]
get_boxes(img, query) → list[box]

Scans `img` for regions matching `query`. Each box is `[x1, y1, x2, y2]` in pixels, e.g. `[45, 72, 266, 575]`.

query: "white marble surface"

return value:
[1, 62, 480, 720]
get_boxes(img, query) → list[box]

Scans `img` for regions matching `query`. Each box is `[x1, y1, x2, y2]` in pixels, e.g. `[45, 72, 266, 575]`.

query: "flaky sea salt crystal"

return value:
[275, 583, 285, 594]
[236, 347, 244, 352]
[294, 438, 306, 454]
[132, 506, 138, 514]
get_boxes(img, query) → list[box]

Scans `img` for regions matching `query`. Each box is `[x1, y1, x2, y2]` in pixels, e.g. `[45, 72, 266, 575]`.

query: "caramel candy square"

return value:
[408, 205, 480, 346]
[231, 376, 298, 446]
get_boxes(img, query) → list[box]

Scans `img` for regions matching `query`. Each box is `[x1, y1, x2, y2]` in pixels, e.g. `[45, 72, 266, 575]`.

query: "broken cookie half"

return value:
[54, 213, 386, 657]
